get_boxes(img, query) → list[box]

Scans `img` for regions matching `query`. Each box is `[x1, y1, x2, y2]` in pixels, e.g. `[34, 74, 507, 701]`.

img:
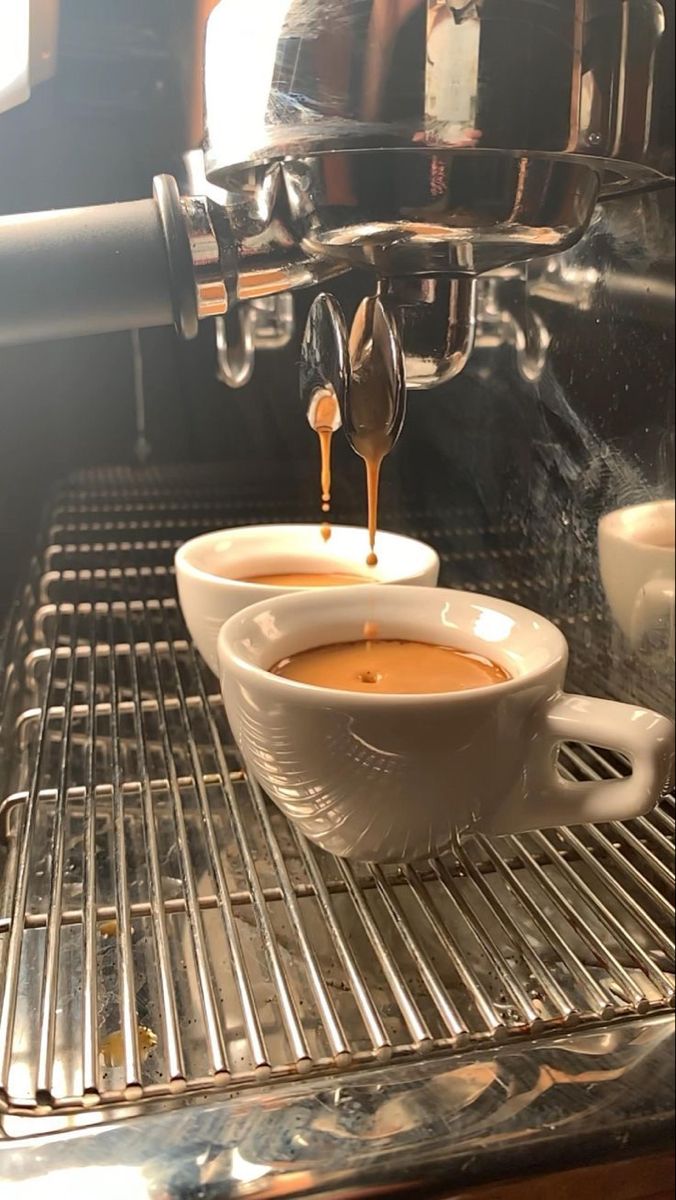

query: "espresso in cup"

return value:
[175, 525, 440, 674]
[272, 639, 511, 694]
[238, 572, 369, 588]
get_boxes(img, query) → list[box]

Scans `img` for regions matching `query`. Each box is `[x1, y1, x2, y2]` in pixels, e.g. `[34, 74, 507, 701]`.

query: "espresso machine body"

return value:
[0, 3, 674, 1195]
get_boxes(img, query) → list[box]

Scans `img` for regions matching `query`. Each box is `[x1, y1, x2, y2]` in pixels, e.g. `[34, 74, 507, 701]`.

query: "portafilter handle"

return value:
[0, 175, 227, 347]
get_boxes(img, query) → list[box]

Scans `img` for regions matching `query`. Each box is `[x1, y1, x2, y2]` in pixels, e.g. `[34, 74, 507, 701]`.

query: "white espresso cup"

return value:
[599, 499, 675, 651]
[218, 585, 674, 863]
[176, 524, 439, 674]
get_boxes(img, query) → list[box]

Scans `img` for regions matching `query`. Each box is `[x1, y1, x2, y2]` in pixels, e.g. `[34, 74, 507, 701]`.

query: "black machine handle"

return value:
[0, 176, 202, 346]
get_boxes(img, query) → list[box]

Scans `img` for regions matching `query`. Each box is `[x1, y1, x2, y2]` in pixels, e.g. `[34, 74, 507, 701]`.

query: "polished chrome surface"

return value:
[301, 294, 348, 433]
[221, 166, 349, 303]
[196, 0, 670, 402]
[0, 469, 673, 1152]
[473, 272, 553, 385]
[249, 293, 295, 350]
[183, 149, 347, 306]
[185, 146, 299, 390]
[283, 150, 601, 277]
[179, 194, 229, 321]
[216, 295, 296, 391]
[382, 276, 477, 389]
[204, 0, 673, 186]
[215, 308, 255, 390]
[344, 296, 407, 466]
[302, 280, 478, 403]
[191, 3, 670, 396]
[530, 250, 676, 323]
[1, 1017, 673, 1197]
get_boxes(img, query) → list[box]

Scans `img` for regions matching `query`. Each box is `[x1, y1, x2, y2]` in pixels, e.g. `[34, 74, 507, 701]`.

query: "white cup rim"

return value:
[599, 498, 675, 553]
[175, 523, 440, 589]
[218, 584, 569, 709]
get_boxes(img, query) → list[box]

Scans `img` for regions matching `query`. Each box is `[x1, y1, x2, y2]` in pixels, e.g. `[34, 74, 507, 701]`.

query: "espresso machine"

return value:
[0, 3, 674, 1196]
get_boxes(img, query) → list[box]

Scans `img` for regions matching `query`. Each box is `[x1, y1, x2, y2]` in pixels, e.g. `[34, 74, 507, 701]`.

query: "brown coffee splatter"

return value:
[100, 1025, 157, 1068]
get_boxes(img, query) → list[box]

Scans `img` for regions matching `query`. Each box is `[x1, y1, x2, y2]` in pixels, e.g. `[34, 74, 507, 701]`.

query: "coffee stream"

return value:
[365, 456, 383, 568]
[316, 423, 382, 566]
[311, 399, 383, 567]
[318, 427, 332, 515]
[345, 297, 406, 570]
[308, 390, 342, 547]
[319, 425, 332, 544]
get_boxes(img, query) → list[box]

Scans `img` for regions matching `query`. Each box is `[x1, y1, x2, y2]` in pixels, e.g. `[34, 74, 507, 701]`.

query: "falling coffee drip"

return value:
[365, 458, 382, 567]
[307, 389, 342, 541]
[319, 430, 332, 511]
[300, 293, 349, 544]
[344, 296, 406, 568]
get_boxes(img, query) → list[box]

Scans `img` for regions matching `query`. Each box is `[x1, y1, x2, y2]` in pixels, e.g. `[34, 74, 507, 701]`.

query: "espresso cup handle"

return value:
[527, 695, 675, 829]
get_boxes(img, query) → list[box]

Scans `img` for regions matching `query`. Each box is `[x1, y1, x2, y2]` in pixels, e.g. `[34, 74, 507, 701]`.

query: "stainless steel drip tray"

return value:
[0, 468, 674, 1196]
[0, 1017, 673, 1197]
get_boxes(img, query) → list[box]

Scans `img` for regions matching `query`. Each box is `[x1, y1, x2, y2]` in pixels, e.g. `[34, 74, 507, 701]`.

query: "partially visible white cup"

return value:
[218, 585, 674, 863]
[599, 499, 675, 651]
[176, 524, 440, 674]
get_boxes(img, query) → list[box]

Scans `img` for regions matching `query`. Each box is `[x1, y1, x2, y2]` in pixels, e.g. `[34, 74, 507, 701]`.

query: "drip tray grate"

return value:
[0, 470, 673, 1134]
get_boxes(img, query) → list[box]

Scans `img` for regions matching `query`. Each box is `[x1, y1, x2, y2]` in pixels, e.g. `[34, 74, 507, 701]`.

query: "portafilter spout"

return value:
[300, 294, 349, 437]
[379, 276, 477, 391]
[299, 291, 406, 554]
[344, 295, 406, 472]
[345, 295, 406, 562]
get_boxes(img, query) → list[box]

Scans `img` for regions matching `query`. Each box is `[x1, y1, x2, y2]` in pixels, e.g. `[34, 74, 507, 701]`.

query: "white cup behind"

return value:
[599, 500, 675, 652]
